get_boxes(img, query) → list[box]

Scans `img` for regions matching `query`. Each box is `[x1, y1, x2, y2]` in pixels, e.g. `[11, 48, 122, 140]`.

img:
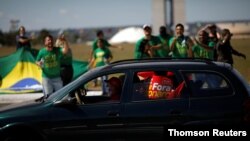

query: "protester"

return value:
[137, 39, 153, 58]
[192, 30, 214, 59]
[55, 33, 73, 86]
[88, 39, 113, 89]
[16, 26, 32, 51]
[169, 23, 194, 58]
[134, 24, 162, 59]
[157, 26, 172, 57]
[216, 28, 246, 66]
[91, 30, 122, 59]
[89, 39, 113, 68]
[201, 24, 220, 60]
[36, 34, 69, 98]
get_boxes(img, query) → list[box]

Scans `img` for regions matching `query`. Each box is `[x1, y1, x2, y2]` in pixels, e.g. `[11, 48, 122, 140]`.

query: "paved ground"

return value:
[0, 93, 44, 104]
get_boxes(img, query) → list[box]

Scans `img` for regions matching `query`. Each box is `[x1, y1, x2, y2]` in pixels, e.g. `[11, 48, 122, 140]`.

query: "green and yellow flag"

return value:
[0, 48, 88, 94]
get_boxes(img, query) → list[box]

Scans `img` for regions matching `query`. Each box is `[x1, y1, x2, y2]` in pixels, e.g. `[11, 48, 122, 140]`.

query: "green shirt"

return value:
[92, 39, 111, 51]
[192, 44, 213, 59]
[157, 35, 172, 57]
[61, 48, 73, 66]
[134, 36, 162, 59]
[134, 38, 144, 59]
[36, 47, 63, 78]
[208, 41, 216, 60]
[94, 48, 112, 67]
[169, 36, 189, 58]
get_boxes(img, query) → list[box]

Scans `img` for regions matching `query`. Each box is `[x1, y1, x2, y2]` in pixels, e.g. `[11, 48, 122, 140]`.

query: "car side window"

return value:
[183, 72, 233, 97]
[132, 70, 184, 101]
[71, 73, 125, 105]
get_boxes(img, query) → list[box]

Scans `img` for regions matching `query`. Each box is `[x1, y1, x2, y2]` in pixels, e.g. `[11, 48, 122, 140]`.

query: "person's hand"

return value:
[172, 37, 178, 43]
[36, 60, 44, 68]
[190, 36, 198, 44]
[241, 54, 246, 60]
[59, 35, 67, 43]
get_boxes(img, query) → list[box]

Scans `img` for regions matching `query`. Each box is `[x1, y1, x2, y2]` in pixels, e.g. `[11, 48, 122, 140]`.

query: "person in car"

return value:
[106, 77, 122, 101]
[144, 71, 184, 100]
[147, 71, 174, 99]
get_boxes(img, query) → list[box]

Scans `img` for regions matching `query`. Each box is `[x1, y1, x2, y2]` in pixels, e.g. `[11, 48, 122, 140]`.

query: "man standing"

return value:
[192, 30, 214, 59]
[216, 29, 246, 66]
[157, 26, 172, 58]
[169, 23, 194, 58]
[16, 26, 32, 51]
[135, 24, 162, 59]
[36, 34, 69, 98]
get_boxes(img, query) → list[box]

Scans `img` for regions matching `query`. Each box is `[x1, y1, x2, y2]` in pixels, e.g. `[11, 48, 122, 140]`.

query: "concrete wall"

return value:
[152, 0, 166, 35]
[173, 0, 186, 25]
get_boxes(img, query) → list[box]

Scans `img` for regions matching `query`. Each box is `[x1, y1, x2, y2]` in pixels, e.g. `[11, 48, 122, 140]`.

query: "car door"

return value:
[47, 102, 124, 141]
[47, 72, 126, 141]
[121, 69, 189, 140]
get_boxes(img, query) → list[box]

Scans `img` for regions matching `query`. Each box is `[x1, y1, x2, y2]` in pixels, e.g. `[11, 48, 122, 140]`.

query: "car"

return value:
[0, 58, 250, 140]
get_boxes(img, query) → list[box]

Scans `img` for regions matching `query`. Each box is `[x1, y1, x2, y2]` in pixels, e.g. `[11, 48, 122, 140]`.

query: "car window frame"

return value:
[128, 68, 186, 103]
[180, 70, 236, 99]
[58, 69, 129, 105]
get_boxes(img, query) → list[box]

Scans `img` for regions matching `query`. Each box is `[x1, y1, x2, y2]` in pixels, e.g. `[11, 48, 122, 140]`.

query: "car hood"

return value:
[0, 100, 53, 129]
[0, 99, 40, 113]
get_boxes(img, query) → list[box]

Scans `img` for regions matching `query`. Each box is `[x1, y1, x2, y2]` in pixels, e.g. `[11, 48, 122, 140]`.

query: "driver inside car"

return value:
[105, 77, 122, 101]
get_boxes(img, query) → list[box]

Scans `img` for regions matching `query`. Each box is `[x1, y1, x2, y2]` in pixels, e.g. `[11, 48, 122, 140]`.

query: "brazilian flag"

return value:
[0, 48, 88, 94]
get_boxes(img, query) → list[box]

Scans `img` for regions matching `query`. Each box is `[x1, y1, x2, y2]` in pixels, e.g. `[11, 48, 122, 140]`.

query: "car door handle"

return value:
[107, 111, 120, 117]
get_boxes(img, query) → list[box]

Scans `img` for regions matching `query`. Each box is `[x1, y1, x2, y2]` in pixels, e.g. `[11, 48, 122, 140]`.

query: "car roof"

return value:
[104, 58, 232, 70]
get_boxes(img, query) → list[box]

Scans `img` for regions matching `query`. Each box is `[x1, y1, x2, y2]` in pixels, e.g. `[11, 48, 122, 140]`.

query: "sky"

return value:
[0, 0, 250, 32]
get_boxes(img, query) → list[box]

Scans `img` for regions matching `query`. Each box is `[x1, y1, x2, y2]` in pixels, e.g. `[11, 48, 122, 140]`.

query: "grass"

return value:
[1, 39, 250, 82]
[231, 38, 250, 83]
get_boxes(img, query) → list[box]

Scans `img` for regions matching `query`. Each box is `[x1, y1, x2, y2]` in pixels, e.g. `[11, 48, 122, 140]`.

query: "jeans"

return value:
[42, 77, 63, 97]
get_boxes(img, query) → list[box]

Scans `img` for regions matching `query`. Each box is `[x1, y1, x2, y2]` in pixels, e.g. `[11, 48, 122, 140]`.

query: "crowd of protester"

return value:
[135, 23, 246, 66]
[15, 23, 247, 97]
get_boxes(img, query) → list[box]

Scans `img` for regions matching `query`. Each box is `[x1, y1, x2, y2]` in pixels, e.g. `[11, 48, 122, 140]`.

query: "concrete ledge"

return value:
[0, 93, 44, 103]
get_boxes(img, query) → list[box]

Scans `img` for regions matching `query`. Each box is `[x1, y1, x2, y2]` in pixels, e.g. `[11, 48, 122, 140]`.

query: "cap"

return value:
[143, 24, 151, 30]
[105, 77, 122, 87]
